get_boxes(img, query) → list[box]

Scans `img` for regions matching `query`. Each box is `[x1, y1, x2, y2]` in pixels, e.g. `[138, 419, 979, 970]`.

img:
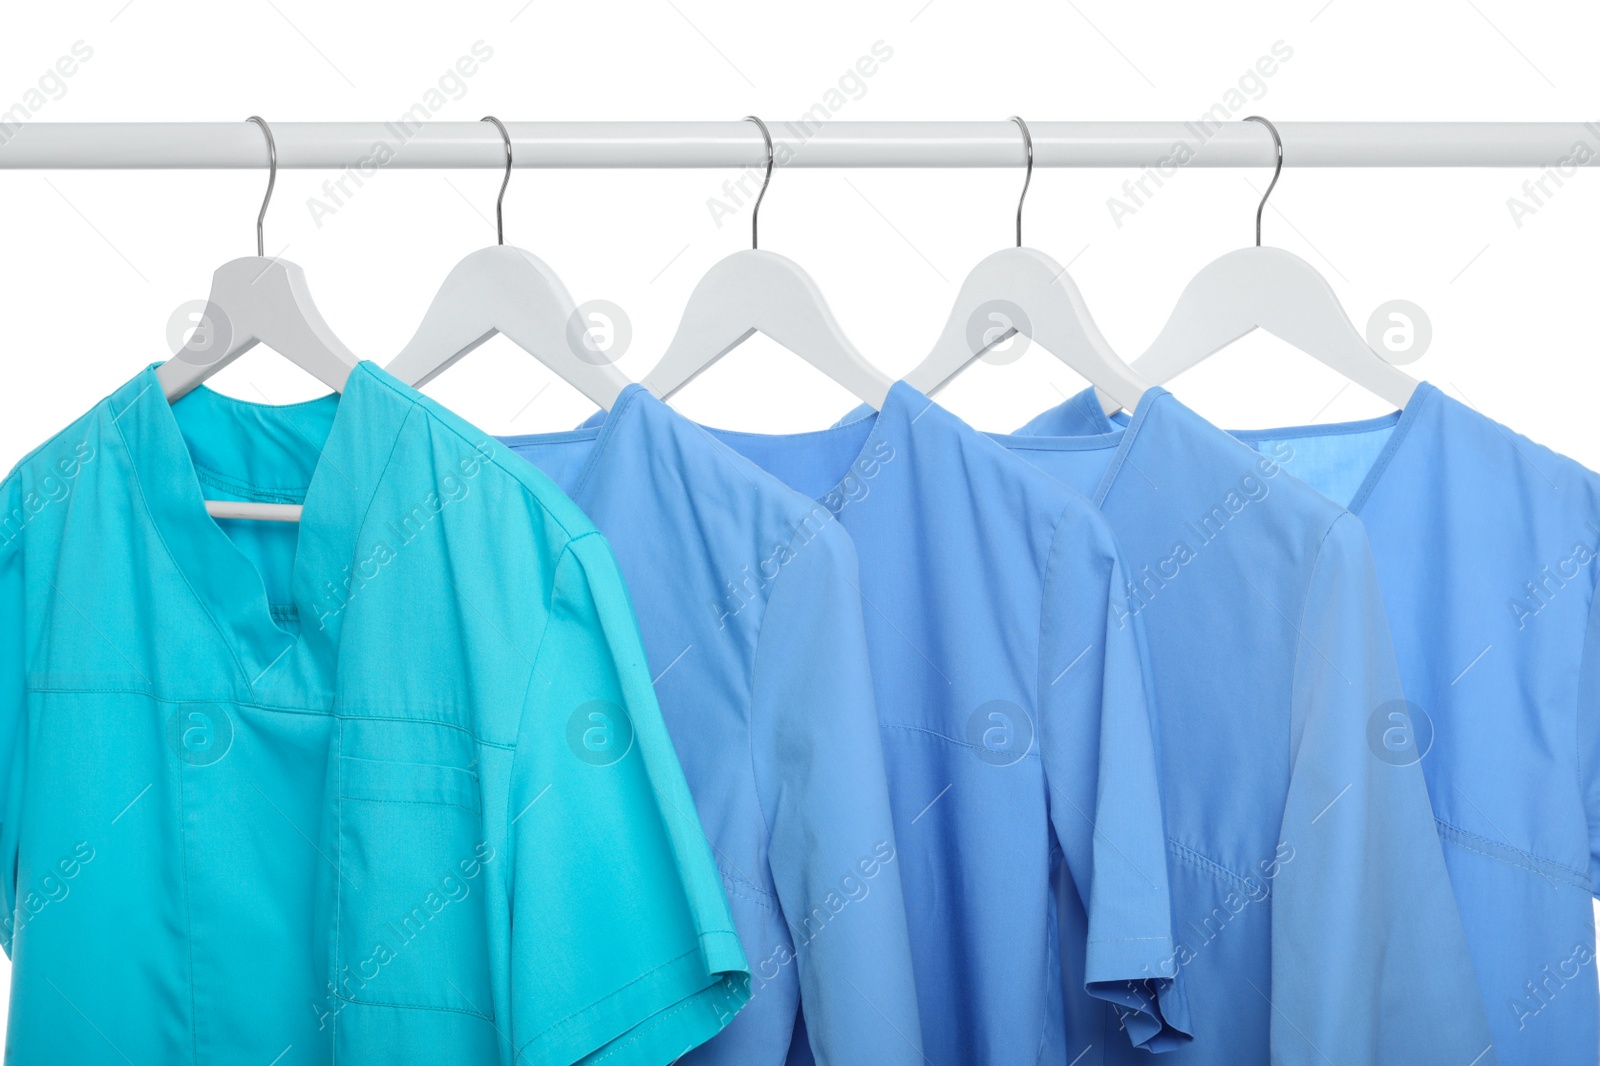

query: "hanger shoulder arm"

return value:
[158, 256, 356, 401]
[911, 247, 1148, 409]
[645, 250, 890, 406]
[1131, 248, 1273, 383]
[386, 246, 630, 408]
[1132, 247, 1419, 408]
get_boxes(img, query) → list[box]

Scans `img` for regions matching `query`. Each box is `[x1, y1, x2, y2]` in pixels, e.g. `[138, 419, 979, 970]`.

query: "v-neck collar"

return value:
[693, 380, 907, 508]
[1220, 382, 1436, 513]
[1038, 383, 1437, 514]
[498, 382, 650, 504]
[990, 386, 1170, 507]
[111, 362, 397, 704]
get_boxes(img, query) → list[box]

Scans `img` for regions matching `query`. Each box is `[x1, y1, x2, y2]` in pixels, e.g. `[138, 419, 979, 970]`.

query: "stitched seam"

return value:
[503, 534, 576, 904]
[748, 516, 840, 854]
[564, 386, 640, 501]
[1434, 818, 1591, 889]
[881, 721, 1041, 760]
[1288, 513, 1350, 768]
[189, 390, 337, 412]
[316, 402, 418, 695]
[1091, 388, 1168, 508]
[1036, 505, 1073, 737]
[1167, 839, 1262, 895]
[718, 861, 775, 903]
[109, 406, 259, 696]
[1576, 562, 1600, 888]
[719, 882, 778, 913]
[178, 763, 199, 1065]
[365, 371, 588, 543]
[332, 716, 345, 1049]
[339, 797, 482, 815]
[1347, 386, 1430, 515]
[22, 689, 519, 749]
[517, 937, 722, 1050]
[189, 461, 306, 503]
[587, 997, 703, 1064]
[718, 862, 779, 910]
[1035, 501, 1073, 1066]
[330, 993, 492, 1018]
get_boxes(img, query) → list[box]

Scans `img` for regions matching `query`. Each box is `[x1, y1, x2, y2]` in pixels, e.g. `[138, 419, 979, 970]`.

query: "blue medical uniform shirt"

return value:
[508, 384, 922, 1066]
[0, 364, 748, 1065]
[687, 381, 1187, 1064]
[1001, 386, 1495, 1064]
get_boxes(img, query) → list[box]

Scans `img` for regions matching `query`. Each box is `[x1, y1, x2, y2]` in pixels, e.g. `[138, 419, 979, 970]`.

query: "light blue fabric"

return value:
[0, 363, 748, 1065]
[506, 385, 922, 1066]
[1022, 382, 1600, 1064]
[1246, 423, 1391, 512]
[671, 382, 1188, 1064]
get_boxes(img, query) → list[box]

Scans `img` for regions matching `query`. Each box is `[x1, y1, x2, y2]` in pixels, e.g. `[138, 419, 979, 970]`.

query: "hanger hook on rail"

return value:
[1010, 115, 1033, 248]
[482, 116, 512, 246]
[1243, 115, 1282, 247]
[744, 115, 774, 250]
[245, 116, 275, 257]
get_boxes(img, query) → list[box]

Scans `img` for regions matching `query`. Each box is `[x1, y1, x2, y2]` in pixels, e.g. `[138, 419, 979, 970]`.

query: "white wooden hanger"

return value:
[386, 117, 630, 408]
[642, 116, 892, 408]
[907, 117, 1150, 411]
[157, 117, 358, 523]
[1098, 116, 1418, 416]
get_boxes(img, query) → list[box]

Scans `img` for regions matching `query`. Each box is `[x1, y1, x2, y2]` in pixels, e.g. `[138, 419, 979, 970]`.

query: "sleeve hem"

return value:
[518, 929, 750, 1065]
[1084, 935, 1194, 1052]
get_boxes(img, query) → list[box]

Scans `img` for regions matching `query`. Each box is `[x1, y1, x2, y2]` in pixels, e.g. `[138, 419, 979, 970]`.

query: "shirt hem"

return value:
[518, 929, 749, 1065]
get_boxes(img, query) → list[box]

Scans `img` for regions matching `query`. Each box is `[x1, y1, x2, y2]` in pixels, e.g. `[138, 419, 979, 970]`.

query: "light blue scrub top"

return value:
[1032, 382, 1600, 1065]
[681, 382, 1188, 1064]
[507, 384, 921, 1066]
[0, 364, 749, 1065]
[999, 387, 1496, 1064]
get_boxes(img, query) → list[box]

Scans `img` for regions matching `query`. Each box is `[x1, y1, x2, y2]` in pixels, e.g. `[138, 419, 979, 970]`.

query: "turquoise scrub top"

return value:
[506, 385, 921, 1066]
[997, 387, 1495, 1065]
[694, 382, 1188, 1064]
[0, 363, 748, 1065]
[1023, 381, 1600, 1065]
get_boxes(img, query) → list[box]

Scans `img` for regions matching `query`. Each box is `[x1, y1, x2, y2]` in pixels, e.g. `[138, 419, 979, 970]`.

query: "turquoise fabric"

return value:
[0, 362, 748, 1065]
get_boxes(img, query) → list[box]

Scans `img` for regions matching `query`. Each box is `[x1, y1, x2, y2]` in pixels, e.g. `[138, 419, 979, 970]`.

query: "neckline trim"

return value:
[989, 386, 1170, 507]
[1028, 381, 1438, 516]
[1224, 382, 1436, 514]
[497, 383, 648, 503]
[113, 362, 389, 698]
[692, 381, 909, 507]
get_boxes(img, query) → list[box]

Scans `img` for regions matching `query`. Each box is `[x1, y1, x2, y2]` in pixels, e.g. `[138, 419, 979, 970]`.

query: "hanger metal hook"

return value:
[1010, 116, 1033, 248]
[743, 115, 774, 250]
[246, 116, 275, 257]
[1243, 115, 1282, 247]
[482, 116, 512, 245]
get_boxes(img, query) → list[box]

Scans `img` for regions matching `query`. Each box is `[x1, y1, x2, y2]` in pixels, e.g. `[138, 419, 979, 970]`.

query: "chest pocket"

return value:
[334, 754, 495, 1018]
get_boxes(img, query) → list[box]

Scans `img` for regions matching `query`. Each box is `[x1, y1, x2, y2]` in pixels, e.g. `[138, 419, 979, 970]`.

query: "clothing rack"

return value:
[0, 121, 1594, 169]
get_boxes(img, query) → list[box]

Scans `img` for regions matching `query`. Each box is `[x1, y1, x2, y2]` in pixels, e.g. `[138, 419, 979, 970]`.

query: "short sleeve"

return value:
[0, 477, 26, 956]
[507, 531, 750, 1065]
[750, 520, 922, 1065]
[1040, 514, 1190, 1050]
[1273, 513, 1496, 1064]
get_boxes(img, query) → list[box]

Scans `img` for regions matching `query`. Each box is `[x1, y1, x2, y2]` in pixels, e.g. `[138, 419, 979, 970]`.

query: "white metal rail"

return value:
[0, 121, 1595, 169]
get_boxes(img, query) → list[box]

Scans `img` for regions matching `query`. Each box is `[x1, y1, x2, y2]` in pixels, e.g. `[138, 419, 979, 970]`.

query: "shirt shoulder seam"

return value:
[364, 370, 590, 543]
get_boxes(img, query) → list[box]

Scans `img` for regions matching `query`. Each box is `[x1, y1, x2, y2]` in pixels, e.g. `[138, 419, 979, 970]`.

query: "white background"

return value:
[2, 0, 1598, 1046]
